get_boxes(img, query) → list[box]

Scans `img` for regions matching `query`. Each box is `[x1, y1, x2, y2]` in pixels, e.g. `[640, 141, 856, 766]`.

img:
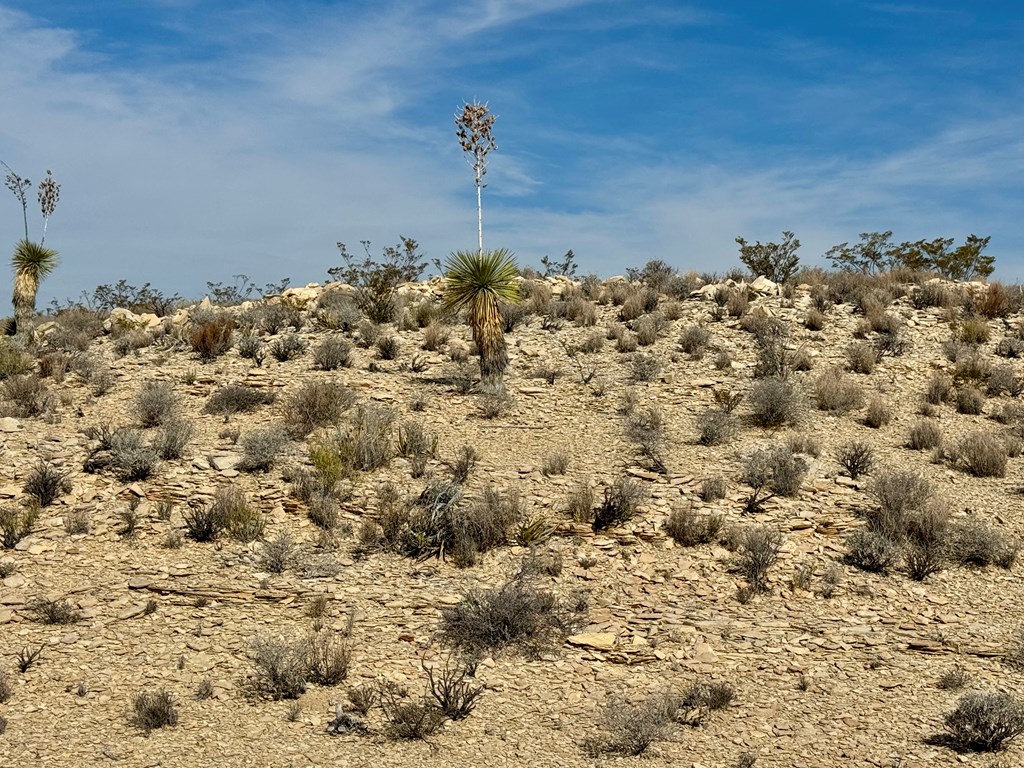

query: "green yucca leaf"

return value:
[12, 239, 59, 280]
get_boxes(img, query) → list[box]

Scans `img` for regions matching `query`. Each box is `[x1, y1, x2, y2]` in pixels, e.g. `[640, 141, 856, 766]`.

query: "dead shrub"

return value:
[189, 314, 235, 360]
[732, 525, 783, 596]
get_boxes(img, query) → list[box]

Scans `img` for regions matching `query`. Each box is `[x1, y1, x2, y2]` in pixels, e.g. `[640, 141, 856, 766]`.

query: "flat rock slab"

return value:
[567, 632, 617, 651]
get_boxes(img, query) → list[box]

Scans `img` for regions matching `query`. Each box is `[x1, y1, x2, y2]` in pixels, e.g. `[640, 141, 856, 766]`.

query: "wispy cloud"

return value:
[0, 0, 1022, 302]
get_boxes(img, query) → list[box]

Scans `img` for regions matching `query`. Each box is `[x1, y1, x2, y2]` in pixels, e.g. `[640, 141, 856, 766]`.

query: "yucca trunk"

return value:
[473, 300, 507, 385]
[12, 270, 38, 337]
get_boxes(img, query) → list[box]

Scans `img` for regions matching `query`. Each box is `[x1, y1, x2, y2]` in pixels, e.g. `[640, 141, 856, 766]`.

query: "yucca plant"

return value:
[442, 249, 521, 386]
[4, 163, 60, 339]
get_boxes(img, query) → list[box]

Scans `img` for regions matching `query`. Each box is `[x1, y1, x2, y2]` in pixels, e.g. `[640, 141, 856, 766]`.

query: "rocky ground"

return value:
[1, 271, 1022, 768]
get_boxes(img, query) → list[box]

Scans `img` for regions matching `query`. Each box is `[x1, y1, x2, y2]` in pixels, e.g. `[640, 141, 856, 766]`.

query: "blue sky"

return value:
[1, 0, 1022, 303]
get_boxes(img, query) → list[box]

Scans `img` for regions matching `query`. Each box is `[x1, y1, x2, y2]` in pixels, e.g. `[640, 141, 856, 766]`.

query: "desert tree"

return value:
[4, 163, 61, 339]
[455, 100, 497, 253]
[735, 231, 800, 284]
[442, 249, 520, 386]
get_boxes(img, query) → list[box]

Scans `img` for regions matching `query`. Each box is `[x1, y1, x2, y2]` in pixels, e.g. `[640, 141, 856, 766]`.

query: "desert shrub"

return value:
[834, 441, 874, 479]
[869, 471, 935, 539]
[925, 373, 953, 405]
[943, 691, 1024, 752]
[953, 431, 1007, 477]
[630, 352, 661, 382]
[2, 374, 52, 417]
[565, 296, 597, 327]
[592, 477, 646, 531]
[996, 336, 1024, 359]
[616, 332, 638, 353]
[329, 238, 425, 323]
[864, 397, 892, 428]
[956, 387, 984, 415]
[130, 689, 179, 733]
[23, 460, 71, 507]
[986, 364, 1020, 397]
[565, 482, 595, 522]
[949, 519, 1019, 569]
[748, 377, 801, 429]
[236, 334, 264, 363]
[356, 320, 380, 348]
[0, 505, 39, 548]
[107, 428, 159, 480]
[268, 333, 307, 362]
[239, 426, 289, 472]
[744, 446, 807, 500]
[679, 325, 711, 358]
[189, 314, 235, 360]
[912, 282, 953, 309]
[698, 476, 727, 502]
[30, 597, 81, 624]
[665, 508, 724, 547]
[447, 444, 478, 483]
[937, 666, 971, 691]
[183, 499, 226, 542]
[330, 405, 395, 474]
[696, 410, 736, 446]
[282, 381, 356, 438]
[212, 485, 265, 542]
[38, 351, 72, 382]
[424, 658, 484, 720]
[314, 290, 362, 330]
[376, 335, 400, 360]
[804, 309, 825, 330]
[541, 452, 569, 476]
[0, 340, 33, 380]
[733, 525, 783, 596]
[625, 405, 667, 471]
[633, 314, 665, 346]
[438, 574, 587, 658]
[204, 384, 276, 415]
[844, 529, 900, 573]
[259, 532, 297, 573]
[751, 319, 793, 378]
[954, 354, 991, 385]
[379, 689, 446, 740]
[580, 332, 604, 354]
[246, 634, 310, 700]
[846, 342, 878, 374]
[313, 336, 352, 370]
[814, 368, 864, 413]
[908, 420, 942, 450]
[136, 381, 177, 427]
[902, 503, 951, 581]
[957, 314, 990, 345]
[585, 693, 677, 756]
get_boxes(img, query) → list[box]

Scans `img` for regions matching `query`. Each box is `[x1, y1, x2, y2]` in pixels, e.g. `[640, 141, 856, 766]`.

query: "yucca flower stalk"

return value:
[455, 101, 496, 254]
[442, 249, 520, 386]
[2, 161, 30, 242]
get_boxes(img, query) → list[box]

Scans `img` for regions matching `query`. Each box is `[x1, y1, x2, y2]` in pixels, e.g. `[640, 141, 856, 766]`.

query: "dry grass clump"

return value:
[864, 397, 892, 428]
[1, 374, 53, 418]
[846, 342, 878, 374]
[949, 519, 1019, 569]
[814, 368, 864, 413]
[130, 689, 179, 733]
[246, 628, 351, 700]
[956, 387, 984, 415]
[29, 596, 81, 624]
[679, 325, 711, 358]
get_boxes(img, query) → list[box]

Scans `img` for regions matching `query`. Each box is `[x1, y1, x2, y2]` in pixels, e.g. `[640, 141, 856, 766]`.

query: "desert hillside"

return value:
[2, 268, 1024, 768]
